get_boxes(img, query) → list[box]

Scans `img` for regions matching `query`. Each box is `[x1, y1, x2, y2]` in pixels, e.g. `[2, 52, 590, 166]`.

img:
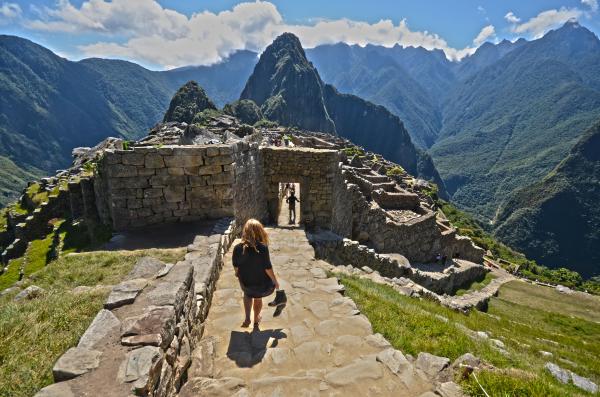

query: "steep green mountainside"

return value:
[430, 21, 600, 221]
[307, 44, 442, 148]
[241, 33, 445, 189]
[163, 81, 216, 123]
[493, 121, 600, 278]
[453, 38, 527, 80]
[240, 33, 336, 133]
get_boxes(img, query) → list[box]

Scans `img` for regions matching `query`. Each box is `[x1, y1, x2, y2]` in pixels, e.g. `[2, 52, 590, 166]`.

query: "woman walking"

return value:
[232, 219, 285, 328]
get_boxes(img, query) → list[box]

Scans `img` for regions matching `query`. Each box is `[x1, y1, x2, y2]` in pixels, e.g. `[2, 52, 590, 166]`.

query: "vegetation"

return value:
[223, 99, 263, 125]
[253, 118, 279, 128]
[191, 108, 223, 126]
[339, 275, 600, 397]
[439, 199, 600, 294]
[455, 272, 496, 296]
[163, 81, 217, 124]
[342, 146, 365, 157]
[0, 247, 185, 397]
[386, 166, 405, 176]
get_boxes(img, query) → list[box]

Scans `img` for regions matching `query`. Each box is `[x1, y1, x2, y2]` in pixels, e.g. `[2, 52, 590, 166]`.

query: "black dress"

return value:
[232, 242, 275, 298]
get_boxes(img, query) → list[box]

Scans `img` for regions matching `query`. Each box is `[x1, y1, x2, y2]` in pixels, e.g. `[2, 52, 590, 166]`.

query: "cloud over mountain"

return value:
[21, 0, 495, 68]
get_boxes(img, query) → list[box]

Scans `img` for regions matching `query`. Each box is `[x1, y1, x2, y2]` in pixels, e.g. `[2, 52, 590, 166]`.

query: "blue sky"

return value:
[1, 0, 599, 69]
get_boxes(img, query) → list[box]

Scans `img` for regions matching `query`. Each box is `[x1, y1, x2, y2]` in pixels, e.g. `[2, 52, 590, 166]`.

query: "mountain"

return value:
[493, 121, 600, 278]
[163, 81, 216, 123]
[0, 35, 254, 206]
[454, 38, 526, 79]
[430, 21, 600, 221]
[242, 33, 445, 189]
[307, 44, 442, 148]
[240, 33, 336, 133]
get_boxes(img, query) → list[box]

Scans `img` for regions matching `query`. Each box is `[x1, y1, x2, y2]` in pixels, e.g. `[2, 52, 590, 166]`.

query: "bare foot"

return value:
[241, 319, 251, 328]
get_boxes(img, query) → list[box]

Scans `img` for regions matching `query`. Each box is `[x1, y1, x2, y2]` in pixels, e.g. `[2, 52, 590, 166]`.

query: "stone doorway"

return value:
[277, 182, 301, 227]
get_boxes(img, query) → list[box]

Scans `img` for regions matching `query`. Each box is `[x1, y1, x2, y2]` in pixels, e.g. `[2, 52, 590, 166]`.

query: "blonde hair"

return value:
[241, 218, 269, 253]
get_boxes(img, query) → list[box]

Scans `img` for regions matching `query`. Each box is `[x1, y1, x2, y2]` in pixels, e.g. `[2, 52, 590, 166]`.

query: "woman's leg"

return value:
[253, 298, 263, 323]
[242, 295, 252, 327]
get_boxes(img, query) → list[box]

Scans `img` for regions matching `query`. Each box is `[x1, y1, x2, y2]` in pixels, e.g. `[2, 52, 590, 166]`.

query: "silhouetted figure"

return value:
[286, 191, 300, 224]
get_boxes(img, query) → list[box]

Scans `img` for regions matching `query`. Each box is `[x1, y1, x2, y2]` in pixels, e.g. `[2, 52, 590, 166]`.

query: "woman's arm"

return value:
[265, 268, 280, 290]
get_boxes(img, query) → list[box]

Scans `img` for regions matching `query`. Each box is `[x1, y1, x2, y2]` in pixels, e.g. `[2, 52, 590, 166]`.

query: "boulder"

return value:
[127, 257, 165, 280]
[78, 309, 120, 349]
[544, 362, 569, 384]
[53, 347, 101, 381]
[415, 352, 450, 378]
[14, 285, 45, 301]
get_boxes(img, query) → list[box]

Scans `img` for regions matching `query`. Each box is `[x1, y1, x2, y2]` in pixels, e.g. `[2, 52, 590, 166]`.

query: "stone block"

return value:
[127, 198, 142, 209]
[145, 153, 165, 168]
[122, 153, 145, 166]
[104, 278, 148, 309]
[53, 347, 101, 381]
[206, 146, 220, 157]
[77, 309, 120, 349]
[143, 188, 163, 198]
[189, 176, 208, 187]
[164, 186, 186, 203]
[209, 172, 233, 185]
[198, 165, 223, 175]
[219, 146, 233, 155]
[35, 383, 75, 397]
[204, 154, 233, 166]
[164, 156, 203, 168]
[121, 306, 176, 348]
[150, 175, 187, 187]
[184, 166, 200, 175]
[138, 168, 156, 177]
[127, 257, 165, 279]
[189, 187, 214, 200]
[168, 167, 185, 176]
[110, 177, 150, 189]
[108, 164, 138, 178]
[120, 346, 163, 395]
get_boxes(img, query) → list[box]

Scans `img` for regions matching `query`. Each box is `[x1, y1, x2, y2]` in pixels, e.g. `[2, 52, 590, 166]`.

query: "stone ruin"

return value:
[4, 113, 492, 397]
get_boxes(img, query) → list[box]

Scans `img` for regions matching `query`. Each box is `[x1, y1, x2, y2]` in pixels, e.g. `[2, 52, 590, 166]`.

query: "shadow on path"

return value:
[102, 221, 216, 250]
[226, 328, 287, 368]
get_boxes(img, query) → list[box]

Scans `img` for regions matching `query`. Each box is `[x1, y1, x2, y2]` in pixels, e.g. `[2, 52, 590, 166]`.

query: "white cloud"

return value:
[21, 0, 503, 68]
[473, 25, 495, 46]
[582, 0, 598, 12]
[0, 2, 21, 23]
[504, 11, 521, 24]
[511, 7, 583, 38]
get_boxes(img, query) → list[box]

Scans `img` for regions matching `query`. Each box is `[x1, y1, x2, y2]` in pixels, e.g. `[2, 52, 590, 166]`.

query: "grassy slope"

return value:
[0, 156, 44, 208]
[0, 248, 184, 397]
[340, 275, 600, 396]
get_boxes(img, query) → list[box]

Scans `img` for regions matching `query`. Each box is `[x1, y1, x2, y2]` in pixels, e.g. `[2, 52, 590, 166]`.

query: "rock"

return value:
[53, 347, 102, 381]
[308, 301, 330, 319]
[490, 339, 505, 349]
[324, 359, 383, 386]
[14, 285, 45, 301]
[570, 372, 598, 393]
[361, 266, 374, 274]
[34, 382, 75, 397]
[415, 352, 450, 378]
[120, 346, 163, 394]
[476, 331, 489, 339]
[179, 376, 246, 397]
[104, 278, 147, 309]
[122, 334, 163, 347]
[309, 267, 327, 279]
[555, 285, 574, 294]
[78, 309, 120, 349]
[127, 257, 165, 279]
[436, 381, 464, 397]
[365, 333, 391, 349]
[156, 263, 175, 278]
[453, 353, 481, 369]
[539, 350, 553, 358]
[121, 306, 176, 349]
[544, 362, 570, 384]
[376, 348, 410, 374]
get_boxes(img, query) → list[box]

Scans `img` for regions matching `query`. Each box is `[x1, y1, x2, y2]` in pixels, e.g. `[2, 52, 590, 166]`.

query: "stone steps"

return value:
[182, 227, 446, 396]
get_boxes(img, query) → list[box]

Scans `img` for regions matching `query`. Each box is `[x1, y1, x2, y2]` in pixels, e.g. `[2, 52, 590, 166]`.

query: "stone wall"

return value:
[231, 141, 268, 228]
[261, 147, 341, 229]
[97, 146, 235, 230]
[36, 219, 235, 397]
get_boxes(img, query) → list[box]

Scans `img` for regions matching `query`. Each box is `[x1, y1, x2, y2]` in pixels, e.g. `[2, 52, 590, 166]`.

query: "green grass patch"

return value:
[0, 208, 7, 233]
[455, 273, 496, 296]
[0, 248, 185, 397]
[338, 275, 600, 396]
[386, 166, 405, 176]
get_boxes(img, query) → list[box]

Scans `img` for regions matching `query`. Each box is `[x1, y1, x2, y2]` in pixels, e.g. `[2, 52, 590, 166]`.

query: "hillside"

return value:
[493, 121, 600, 278]
[0, 35, 253, 206]
[241, 33, 445, 189]
[431, 21, 600, 221]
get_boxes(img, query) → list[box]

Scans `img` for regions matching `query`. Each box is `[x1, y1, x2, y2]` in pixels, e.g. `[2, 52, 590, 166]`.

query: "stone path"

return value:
[181, 226, 439, 396]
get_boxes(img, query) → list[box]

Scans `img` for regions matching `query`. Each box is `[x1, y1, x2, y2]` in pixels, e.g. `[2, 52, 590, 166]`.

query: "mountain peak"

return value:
[163, 81, 216, 123]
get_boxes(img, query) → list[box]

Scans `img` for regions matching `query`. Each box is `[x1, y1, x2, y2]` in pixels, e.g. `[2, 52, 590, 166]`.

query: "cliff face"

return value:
[240, 33, 336, 133]
[241, 33, 446, 192]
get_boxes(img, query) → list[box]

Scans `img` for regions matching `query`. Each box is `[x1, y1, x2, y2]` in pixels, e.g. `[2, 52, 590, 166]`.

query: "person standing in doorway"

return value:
[286, 190, 300, 224]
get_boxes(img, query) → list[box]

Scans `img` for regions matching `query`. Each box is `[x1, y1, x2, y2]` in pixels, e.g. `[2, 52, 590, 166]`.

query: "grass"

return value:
[0, 247, 185, 397]
[455, 273, 496, 296]
[0, 208, 7, 233]
[338, 274, 600, 397]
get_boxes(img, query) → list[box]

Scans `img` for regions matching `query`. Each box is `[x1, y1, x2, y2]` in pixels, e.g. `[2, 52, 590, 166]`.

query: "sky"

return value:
[0, 0, 599, 70]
